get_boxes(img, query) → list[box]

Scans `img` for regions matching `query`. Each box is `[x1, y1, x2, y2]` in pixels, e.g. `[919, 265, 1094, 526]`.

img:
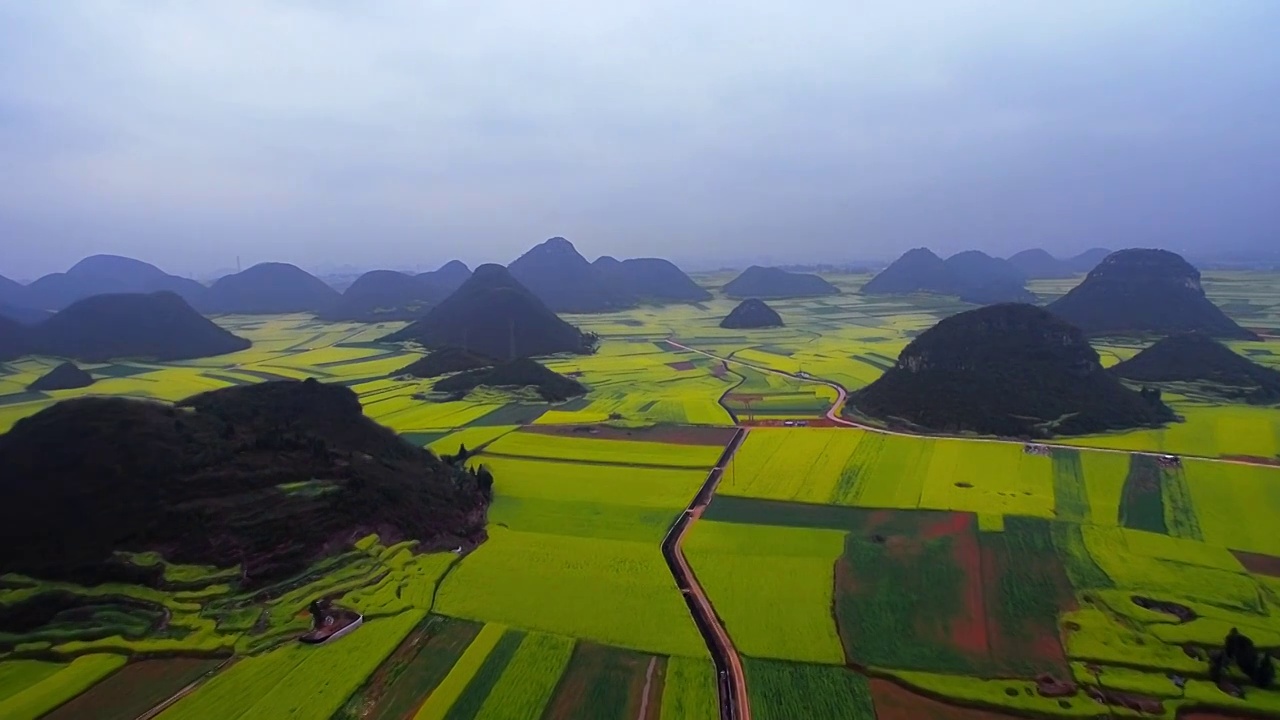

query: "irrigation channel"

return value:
[661, 426, 752, 720]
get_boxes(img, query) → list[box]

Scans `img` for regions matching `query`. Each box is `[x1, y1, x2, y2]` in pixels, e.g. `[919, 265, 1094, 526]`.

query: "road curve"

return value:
[661, 427, 752, 720]
[669, 339, 1276, 469]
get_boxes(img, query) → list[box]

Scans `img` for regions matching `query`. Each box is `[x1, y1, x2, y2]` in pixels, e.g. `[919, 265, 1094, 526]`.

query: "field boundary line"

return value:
[475, 449, 714, 471]
[135, 657, 235, 720]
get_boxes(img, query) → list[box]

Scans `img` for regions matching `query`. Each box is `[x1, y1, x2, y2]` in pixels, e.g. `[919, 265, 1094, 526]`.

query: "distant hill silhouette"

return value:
[1007, 249, 1074, 279]
[720, 299, 784, 329]
[861, 248, 1035, 304]
[860, 248, 958, 295]
[1047, 249, 1255, 339]
[18, 255, 207, 311]
[0, 303, 51, 325]
[508, 237, 636, 313]
[382, 264, 596, 359]
[200, 262, 341, 315]
[28, 362, 95, 391]
[1065, 248, 1113, 274]
[0, 275, 23, 305]
[0, 379, 493, 583]
[851, 303, 1174, 437]
[32, 292, 251, 362]
[1111, 333, 1280, 404]
[0, 316, 29, 362]
[417, 261, 472, 295]
[397, 347, 495, 378]
[318, 270, 445, 322]
[593, 257, 711, 303]
[722, 266, 840, 299]
[434, 358, 587, 402]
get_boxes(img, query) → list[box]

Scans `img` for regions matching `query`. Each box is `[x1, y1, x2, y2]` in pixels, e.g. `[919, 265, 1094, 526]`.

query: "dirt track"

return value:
[661, 427, 752, 720]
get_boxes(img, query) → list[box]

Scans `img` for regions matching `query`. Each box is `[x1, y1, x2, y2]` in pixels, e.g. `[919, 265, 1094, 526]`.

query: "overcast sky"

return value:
[2, 1, 1278, 279]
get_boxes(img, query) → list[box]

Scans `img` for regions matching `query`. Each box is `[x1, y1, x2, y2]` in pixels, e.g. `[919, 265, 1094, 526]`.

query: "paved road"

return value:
[668, 338, 1276, 469]
[661, 427, 752, 720]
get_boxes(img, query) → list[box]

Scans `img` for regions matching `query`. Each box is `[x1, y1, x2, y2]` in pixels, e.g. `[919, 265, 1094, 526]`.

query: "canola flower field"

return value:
[2, 271, 1280, 718]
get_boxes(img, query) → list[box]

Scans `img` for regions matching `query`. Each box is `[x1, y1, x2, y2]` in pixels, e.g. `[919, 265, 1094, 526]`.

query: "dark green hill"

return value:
[861, 248, 1035, 304]
[18, 255, 207, 310]
[508, 237, 636, 313]
[28, 362, 95, 391]
[720, 299, 783, 329]
[593, 257, 711, 303]
[434, 358, 587, 402]
[417, 260, 472, 295]
[0, 379, 493, 584]
[33, 292, 251, 362]
[0, 303, 50, 325]
[1111, 333, 1280, 404]
[1047, 249, 1255, 339]
[851, 303, 1174, 437]
[722, 266, 839, 299]
[397, 347, 495, 378]
[382, 264, 595, 359]
[319, 270, 445, 322]
[200, 262, 341, 315]
[1007, 249, 1074, 279]
[860, 248, 957, 295]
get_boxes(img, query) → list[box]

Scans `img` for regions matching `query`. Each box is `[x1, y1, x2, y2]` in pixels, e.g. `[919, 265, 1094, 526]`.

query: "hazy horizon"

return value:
[3, 1, 1278, 279]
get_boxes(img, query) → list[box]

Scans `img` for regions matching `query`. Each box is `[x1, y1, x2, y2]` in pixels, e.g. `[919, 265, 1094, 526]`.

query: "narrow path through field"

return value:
[668, 339, 1277, 469]
[661, 427, 752, 720]
[136, 658, 234, 720]
[637, 656, 658, 720]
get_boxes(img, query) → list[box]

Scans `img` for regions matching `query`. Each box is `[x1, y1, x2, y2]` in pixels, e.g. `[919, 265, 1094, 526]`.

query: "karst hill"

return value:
[382, 264, 596, 359]
[200, 262, 341, 315]
[861, 248, 1034, 304]
[851, 303, 1175, 437]
[417, 260, 473, 295]
[5, 292, 250, 363]
[0, 379, 494, 584]
[319, 270, 447, 322]
[508, 237, 637, 313]
[593, 256, 712, 304]
[722, 266, 840, 300]
[1111, 332, 1280, 404]
[433, 358, 587, 402]
[720, 299, 784, 329]
[1047, 249, 1255, 339]
[1006, 249, 1075, 280]
[15, 255, 208, 311]
[27, 362, 96, 391]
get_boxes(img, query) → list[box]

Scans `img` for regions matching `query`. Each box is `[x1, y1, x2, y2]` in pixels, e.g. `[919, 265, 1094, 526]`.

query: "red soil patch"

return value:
[520, 424, 737, 447]
[979, 522, 1076, 677]
[870, 678, 1021, 719]
[43, 658, 223, 720]
[1232, 550, 1280, 577]
[543, 643, 666, 720]
[666, 360, 697, 371]
[710, 363, 729, 378]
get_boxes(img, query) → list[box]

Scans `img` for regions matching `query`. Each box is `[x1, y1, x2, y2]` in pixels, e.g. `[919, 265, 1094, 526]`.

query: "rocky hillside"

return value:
[1047, 249, 1255, 339]
[0, 379, 493, 584]
[1111, 333, 1280, 404]
[851, 303, 1175, 437]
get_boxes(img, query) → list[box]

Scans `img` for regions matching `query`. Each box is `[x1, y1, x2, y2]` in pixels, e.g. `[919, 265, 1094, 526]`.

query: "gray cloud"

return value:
[1, 1, 1277, 278]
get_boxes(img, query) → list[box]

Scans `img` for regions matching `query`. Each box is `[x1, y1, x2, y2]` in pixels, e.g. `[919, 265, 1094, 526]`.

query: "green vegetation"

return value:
[743, 659, 874, 720]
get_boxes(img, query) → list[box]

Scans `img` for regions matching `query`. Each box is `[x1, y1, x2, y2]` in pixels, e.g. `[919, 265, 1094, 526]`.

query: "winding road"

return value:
[661, 427, 752, 720]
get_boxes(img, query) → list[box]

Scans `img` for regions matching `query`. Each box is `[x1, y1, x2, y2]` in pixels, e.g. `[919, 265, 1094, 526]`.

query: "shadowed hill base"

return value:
[851, 303, 1175, 437]
[27, 362, 95, 391]
[434, 358, 587, 402]
[1047, 249, 1255, 339]
[0, 379, 493, 584]
[396, 347, 496, 378]
[720, 299, 784, 329]
[1111, 333, 1280, 404]
[0, 315, 30, 362]
[723, 266, 840, 299]
[27, 292, 250, 362]
[382, 264, 596, 360]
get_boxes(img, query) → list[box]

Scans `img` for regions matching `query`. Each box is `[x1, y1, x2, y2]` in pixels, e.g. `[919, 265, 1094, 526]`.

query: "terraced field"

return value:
[4, 271, 1280, 718]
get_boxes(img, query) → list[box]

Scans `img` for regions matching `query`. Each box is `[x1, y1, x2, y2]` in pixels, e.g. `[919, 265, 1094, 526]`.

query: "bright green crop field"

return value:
[4, 271, 1280, 718]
